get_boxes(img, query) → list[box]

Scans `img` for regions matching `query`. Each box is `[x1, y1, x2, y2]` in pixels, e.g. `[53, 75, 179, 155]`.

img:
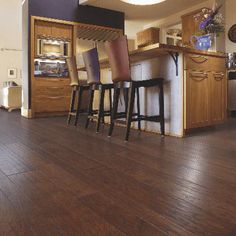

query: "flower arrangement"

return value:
[194, 4, 225, 36]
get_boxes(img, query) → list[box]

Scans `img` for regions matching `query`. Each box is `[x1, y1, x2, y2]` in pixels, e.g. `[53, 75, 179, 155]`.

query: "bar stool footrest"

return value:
[132, 115, 161, 122]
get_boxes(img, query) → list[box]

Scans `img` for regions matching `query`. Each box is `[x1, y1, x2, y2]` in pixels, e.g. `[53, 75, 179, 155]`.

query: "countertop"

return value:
[78, 43, 226, 71]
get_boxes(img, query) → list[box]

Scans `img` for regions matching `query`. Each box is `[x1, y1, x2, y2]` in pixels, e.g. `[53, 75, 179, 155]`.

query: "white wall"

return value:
[144, 0, 215, 30]
[0, 0, 22, 104]
[225, 0, 236, 53]
[125, 0, 217, 49]
[21, 0, 30, 115]
[143, 0, 227, 52]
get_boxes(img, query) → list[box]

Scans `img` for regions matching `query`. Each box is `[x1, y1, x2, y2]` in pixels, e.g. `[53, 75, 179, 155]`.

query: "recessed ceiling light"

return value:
[121, 0, 166, 5]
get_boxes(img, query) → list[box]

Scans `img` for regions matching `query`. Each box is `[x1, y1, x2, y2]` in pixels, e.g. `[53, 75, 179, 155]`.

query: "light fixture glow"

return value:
[121, 0, 166, 5]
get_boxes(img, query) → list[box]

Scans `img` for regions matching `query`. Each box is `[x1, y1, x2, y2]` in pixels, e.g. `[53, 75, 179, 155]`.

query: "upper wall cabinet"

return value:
[35, 20, 72, 40]
[181, 9, 201, 47]
[51, 23, 72, 40]
[35, 21, 52, 37]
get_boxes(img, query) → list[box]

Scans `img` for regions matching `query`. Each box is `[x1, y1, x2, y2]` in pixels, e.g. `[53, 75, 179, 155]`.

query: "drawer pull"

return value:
[190, 71, 208, 77]
[47, 87, 64, 90]
[46, 96, 65, 100]
[190, 72, 208, 81]
[213, 72, 224, 81]
[190, 55, 208, 64]
[38, 96, 65, 100]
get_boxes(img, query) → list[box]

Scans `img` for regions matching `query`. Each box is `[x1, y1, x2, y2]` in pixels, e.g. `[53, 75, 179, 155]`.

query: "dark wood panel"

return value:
[29, 0, 124, 30]
[0, 110, 236, 235]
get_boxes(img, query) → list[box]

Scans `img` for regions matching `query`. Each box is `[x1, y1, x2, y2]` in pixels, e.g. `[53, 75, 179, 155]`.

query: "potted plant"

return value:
[191, 4, 224, 51]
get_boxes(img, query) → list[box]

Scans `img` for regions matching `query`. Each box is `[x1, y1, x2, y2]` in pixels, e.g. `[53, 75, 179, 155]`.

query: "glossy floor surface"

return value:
[0, 110, 236, 236]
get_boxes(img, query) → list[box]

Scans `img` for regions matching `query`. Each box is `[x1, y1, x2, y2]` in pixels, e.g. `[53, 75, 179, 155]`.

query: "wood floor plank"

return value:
[0, 110, 236, 235]
[79, 192, 167, 236]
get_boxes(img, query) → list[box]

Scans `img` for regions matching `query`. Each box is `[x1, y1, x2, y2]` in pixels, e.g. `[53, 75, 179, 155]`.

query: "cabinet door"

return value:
[51, 23, 72, 39]
[35, 21, 52, 37]
[186, 71, 210, 129]
[182, 9, 202, 46]
[35, 96, 70, 113]
[210, 71, 227, 124]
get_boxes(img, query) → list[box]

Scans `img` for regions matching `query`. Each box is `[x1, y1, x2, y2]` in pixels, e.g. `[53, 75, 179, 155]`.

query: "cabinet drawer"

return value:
[35, 86, 71, 97]
[34, 96, 70, 113]
[34, 78, 70, 87]
[210, 57, 226, 72]
[184, 54, 226, 71]
[185, 54, 211, 71]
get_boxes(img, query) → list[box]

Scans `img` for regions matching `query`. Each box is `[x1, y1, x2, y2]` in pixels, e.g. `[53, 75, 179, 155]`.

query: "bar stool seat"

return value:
[105, 35, 165, 141]
[82, 47, 113, 133]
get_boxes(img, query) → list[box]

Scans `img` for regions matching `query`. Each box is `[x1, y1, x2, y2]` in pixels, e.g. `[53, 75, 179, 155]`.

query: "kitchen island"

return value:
[96, 44, 227, 137]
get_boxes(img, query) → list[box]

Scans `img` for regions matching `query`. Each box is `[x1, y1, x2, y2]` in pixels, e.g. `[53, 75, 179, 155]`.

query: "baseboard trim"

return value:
[21, 108, 33, 118]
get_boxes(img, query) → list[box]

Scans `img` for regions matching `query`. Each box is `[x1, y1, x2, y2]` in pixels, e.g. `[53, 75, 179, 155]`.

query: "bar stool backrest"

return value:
[105, 35, 131, 82]
[66, 56, 79, 87]
[82, 48, 100, 85]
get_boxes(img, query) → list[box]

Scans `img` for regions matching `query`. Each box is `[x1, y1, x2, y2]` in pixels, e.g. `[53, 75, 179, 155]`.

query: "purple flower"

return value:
[200, 16, 212, 30]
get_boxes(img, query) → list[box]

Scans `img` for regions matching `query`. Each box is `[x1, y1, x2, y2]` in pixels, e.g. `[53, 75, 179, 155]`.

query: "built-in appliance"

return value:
[34, 59, 69, 78]
[228, 71, 236, 112]
[227, 53, 236, 112]
[227, 53, 236, 70]
[37, 38, 71, 59]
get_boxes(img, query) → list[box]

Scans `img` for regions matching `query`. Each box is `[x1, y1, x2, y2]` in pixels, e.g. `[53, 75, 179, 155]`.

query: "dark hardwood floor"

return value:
[0, 109, 236, 236]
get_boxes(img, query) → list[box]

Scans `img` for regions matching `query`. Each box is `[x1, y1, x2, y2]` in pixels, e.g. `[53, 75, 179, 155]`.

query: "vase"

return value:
[209, 34, 216, 52]
[191, 34, 213, 51]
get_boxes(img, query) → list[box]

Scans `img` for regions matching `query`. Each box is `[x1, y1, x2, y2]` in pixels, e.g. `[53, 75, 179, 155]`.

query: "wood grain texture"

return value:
[0, 110, 236, 235]
[181, 9, 202, 47]
[184, 54, 227, 130]
[32, 19, 73, 117]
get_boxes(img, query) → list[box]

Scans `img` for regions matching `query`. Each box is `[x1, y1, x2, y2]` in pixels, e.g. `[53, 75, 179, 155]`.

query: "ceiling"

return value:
[80, 0, 207, 22]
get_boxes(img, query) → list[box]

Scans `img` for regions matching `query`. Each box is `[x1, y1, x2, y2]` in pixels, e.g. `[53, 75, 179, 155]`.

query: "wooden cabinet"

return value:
[184, 53, 227, 130]
[32, 19, 74, 117]
[32, 78, 71, 115]
[35, 96, 71, 113]
[181, 9, 202, 46]
[35, 21, 52, 37]
[186, 70, 210, 129]
[51, 24, 72, 39]
[210, 72, 227, 124]
[35, 21, 72, 40]
[136, 27, 160, 48]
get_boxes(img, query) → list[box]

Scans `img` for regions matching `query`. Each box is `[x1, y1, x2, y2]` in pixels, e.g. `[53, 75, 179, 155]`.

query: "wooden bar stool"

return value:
[82, 47, 113, 133]
[66, 56, 90, 126]
[105, 35, 165, 141]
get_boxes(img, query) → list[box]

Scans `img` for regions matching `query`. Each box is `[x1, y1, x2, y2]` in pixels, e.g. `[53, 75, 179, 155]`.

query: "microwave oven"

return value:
[37, 38, 71, 59]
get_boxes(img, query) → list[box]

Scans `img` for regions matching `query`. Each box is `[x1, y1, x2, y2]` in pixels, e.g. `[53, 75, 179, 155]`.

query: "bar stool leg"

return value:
[74, 87, 83, 126]
[108, 85, 120, 137]
[125, 82, 135, 141]
[67, 87, 77, 125]
[136, 87, 141, 131]
[96, 86, 105, 133]
[109, 88, 112, 113]
[85, 87, 95, 129]
[123, 87, 129, 114]
[159, 83, 165, 136]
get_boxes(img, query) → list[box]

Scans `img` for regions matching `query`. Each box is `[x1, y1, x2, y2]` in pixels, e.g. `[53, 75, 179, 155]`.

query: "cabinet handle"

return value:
[43, 78, 65, 82]
[47, 87, 64, 90]
[213, 72, 224, 81]
[189, 55, 208, 64]
[47, 96, 65, 100]
[190, 71, 208, 81]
